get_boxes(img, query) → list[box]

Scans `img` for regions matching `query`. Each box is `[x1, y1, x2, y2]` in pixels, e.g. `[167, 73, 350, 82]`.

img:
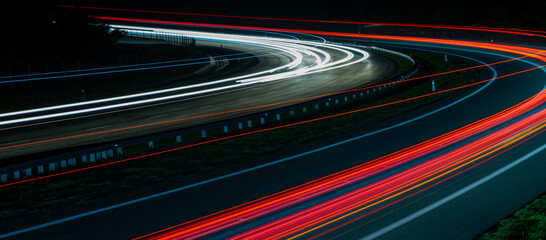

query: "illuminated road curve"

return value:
[0, 26, 388, 158]
[2, 13, 546, 240]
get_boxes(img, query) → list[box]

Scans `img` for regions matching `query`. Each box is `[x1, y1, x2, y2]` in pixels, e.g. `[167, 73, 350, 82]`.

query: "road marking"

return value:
[85, 125, 111, 131]
[0, 139, 29, 146]
[0, 51, 497, 239]
[199, 105, 215, 109]
[360, 142, 546, 240]
[149, 114, 169, 119]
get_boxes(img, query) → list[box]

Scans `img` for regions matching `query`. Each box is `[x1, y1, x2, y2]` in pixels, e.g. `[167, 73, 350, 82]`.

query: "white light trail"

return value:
[0, 25, 370, 127]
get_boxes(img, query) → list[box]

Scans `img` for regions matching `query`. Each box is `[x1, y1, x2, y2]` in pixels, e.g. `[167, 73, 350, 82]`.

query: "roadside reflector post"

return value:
[432, 80, 436, 92]
[238, 122, 244, 130]
[247, 120, 252, 128]
[201, 130, 207, 138]
[260, 117, 265, 125]
[68, 158, 76, 166]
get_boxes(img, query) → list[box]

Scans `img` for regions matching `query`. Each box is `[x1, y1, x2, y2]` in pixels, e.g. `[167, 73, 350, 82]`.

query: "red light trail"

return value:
[80, 13, 546, 240]
[4, 7, 546, 240]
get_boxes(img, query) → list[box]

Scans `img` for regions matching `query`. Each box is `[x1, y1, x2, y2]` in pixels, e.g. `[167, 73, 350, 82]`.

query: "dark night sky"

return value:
[56, 0, 546, 29]
[1, 0, 544, 65]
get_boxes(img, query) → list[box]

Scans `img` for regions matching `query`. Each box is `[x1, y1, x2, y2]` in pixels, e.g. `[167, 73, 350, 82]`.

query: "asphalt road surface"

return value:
[0, 31, 394, 159]
[1, 29, 545, 239]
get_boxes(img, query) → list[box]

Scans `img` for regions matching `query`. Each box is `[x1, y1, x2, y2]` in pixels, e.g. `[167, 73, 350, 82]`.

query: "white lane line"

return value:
[199, 105, 215, 109]
[360, 142, 546, 240]
[149, 114, 169, 119]
[85, 125, 111, 131]
[0, 139, 29, 146]
[0, 51, 497, 239]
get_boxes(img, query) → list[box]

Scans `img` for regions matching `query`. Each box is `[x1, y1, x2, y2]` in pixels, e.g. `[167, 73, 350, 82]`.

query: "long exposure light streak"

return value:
[2, 36, 540, 149]
[60, 5, 546, 37]
[1, 37, 545, 188]
[232, 107, 546, 240]
[0, 26, 369, 126]
[3, 8, 546, 240]
[86, 16, 546, 240]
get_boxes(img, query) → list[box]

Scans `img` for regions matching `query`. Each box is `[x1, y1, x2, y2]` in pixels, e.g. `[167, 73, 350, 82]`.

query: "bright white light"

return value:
[0, 25, 370, 127]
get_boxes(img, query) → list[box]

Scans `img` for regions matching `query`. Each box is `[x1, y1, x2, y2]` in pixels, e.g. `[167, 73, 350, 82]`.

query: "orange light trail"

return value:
[95, 16, 546, 240]
[5, 10, 546, 240]
[230, 108, 546, 240]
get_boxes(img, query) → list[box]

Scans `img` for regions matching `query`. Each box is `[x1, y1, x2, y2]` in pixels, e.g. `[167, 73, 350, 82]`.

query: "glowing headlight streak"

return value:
[136, 73, 546, 240]
[2, 38, 545, 240]
[110, 20, 546, 240]
[0, 25, 369, 125]
[3, 13, 546, 240]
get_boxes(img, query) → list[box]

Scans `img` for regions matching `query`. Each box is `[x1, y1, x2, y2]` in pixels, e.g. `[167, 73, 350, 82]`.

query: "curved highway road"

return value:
[1, 16, 546, 240]
[0, 27, 393, 159]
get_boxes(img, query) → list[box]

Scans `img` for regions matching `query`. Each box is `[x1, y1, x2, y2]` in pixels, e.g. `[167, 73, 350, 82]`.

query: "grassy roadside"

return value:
[0, 49, 481, 222]
[476, 192, 546, 240]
